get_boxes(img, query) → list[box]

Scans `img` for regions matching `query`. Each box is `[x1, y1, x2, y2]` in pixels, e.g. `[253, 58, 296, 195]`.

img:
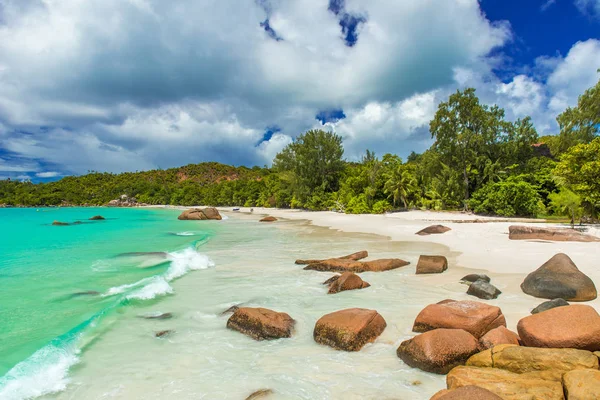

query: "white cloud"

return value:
[35, 171, 61, 178]
[575, 0, 600, 16]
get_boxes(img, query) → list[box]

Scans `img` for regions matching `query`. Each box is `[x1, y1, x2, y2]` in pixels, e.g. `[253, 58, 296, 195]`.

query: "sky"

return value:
[0, 0, 599, 182]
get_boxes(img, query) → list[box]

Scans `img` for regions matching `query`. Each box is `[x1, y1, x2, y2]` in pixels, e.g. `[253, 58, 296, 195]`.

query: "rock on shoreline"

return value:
[178, 207, 222, 221]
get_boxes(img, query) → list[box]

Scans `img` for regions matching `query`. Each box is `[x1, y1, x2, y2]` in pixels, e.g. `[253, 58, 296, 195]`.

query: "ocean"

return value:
[0, 207, 456, 399]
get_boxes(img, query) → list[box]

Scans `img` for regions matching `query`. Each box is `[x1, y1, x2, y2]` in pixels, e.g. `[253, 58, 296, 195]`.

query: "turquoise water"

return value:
[0, 207, 217, 396]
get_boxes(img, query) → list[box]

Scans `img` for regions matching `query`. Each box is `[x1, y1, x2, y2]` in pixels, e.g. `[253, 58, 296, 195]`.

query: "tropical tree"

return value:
[549, 188, 582, 228]
[383, 161, 417, 209]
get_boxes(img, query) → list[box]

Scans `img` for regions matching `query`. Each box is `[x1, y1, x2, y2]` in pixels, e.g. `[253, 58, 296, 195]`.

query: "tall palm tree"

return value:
[384, 164, 417, 209]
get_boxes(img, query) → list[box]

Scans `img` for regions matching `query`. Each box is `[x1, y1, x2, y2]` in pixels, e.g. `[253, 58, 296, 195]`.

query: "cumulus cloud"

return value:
[0, 0, 596, 178]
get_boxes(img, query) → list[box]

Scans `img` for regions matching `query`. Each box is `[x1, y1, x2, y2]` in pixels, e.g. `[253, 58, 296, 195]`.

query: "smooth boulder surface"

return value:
[313, 308, 386, 351]
[89, 215, 105, 220]
[467, 280, 502, 300]
[521, 253, 597, 301]
[447, 366, 565, 400]
[304, 258, 409, 273]
[177, 207, 222, 221]
[259, 216, 277, 222]
[430, 386, 502, 400]
[295, 251, 368, 265]
[517, 304, 600, 351]
[413, 300, 506, 338]
[479, 327, 520, 350]
[227, 307, 295, 340]
[563, 369, 600, 400]
[467, 344, 599, 374]
[509, 225, 600, 242]
[461, 274, 491, 284]
[531, 298, 570, 314]
[327, 272, 370, 294]
[416, 255, 448, 274]
[416, 225, 451, 236]
[397, 328, 480, 374]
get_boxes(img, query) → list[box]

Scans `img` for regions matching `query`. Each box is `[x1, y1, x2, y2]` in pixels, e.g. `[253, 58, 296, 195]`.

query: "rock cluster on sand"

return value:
[178, 207, 222, 221]
[397, 328, 480, 374]
[517, 304, 600, 351]
[441, 345, 600, 399]
[326, 272, 370, 294]
[259, 216, 277, 222]
[508, 225, 600, 242]
[295, 251, 368, 265]
[304, 258, 409, 273]
[313, 308, 386, 351]
[521, 253, 597, 301]
[107, 194, 141, 207]
[416, 255, 448, 274]
[226, 307, 295, 340]
[413, 300, 506, 338]
[531, 298, 569, 314]
[416, 225, 451, 236]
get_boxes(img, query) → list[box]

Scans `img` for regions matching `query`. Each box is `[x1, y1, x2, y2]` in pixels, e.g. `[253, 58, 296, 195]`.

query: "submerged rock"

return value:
[155, 330, 174, 338]
[397, 328, 480, 374]
[295, 251, 369, 265]
[304, 258, 409, 273]
[413, 300, 506, 339]
[52, 220, 69, 226]
[467, 280, 502, 300]
[259, 216, 277, 222]
[313, 308, 386, 351]
[142, 312, 173, 320]
[416, 225, 451, 236]
[508, 225, 600, 242]
[327, 272, 370, 294]
[227, 307, 295, 340]
[517, 304, 600, 351]
[430, 386, 502, 400]
[416, 255, 448, 274]
[220, 304, 242, 315]
[178, 207, 222, 221]
[531, 298, 569, 314]
[460, 274, 491, 284]
[117, 252, 168, 258]
[89, 215, 105, 220]
[71, 290, 101, 297]
[521, 253, 597, 301]
[245, 389, 274, 400]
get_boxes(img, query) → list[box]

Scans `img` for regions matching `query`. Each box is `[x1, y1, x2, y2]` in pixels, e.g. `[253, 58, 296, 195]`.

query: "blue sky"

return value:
[0, 0, 599, 182]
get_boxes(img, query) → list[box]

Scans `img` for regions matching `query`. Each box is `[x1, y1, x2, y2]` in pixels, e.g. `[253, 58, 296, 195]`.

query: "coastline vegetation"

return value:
[1, 78, 598, 220]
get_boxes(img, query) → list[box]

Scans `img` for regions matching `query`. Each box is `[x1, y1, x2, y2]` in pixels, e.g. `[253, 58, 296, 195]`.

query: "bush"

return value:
[345, 194, 370, 214]
[372, 200, 392, 214]
[470, 180, 542, 217]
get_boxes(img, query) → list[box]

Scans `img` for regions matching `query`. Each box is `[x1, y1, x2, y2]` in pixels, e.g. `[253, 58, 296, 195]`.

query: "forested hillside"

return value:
[1, 77, 598, 221]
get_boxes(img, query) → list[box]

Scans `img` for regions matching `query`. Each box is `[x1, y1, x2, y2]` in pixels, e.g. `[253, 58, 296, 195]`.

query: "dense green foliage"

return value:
[2, 78, 599, 221]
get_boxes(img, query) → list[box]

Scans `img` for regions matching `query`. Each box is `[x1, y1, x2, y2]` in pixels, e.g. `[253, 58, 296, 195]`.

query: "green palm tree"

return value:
[384, 164, 417, 209]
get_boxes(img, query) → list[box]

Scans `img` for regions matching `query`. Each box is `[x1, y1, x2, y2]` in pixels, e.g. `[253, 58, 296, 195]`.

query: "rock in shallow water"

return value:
[327, 272, 370, 294]
[89, 215, 105, 220]
[313, 308, 386, 351]
[416, 255, 448, 274]
[142, 312, 173, 320]
[244, 389, 274, 399]
[295, 250, 368, 265]
[520, 253, 597, 301]
[517, 304, 600, 351]
[413, 300, 506, 339]
[467, 280, 502, 300]
[397, 328, 480, 374]
[304, 258, 409, 273]
[531, 298, 569, 314]
[460, 274, 491, 284]
[259, 216, 277, 222]
[227, 307, 295, 340]
[177, 207, 222, 220]
[155, 330, 174, 338]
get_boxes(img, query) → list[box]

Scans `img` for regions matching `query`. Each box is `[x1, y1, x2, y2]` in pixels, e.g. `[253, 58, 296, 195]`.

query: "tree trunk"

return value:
[463, 165, 470, 211]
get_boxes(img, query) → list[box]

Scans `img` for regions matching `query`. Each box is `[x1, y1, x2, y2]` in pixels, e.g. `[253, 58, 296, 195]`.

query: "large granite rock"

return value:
[313, 308, 386, 351]
[397, 328, 480, 374]
[227, 307, 295, 340]
[467, 280, 502, 300]
[509, 225, 600, 242]
[446, 366, 565, 400]
[413, 300, 506, 338]
[517, 305, 600, 351]
[178, 207, 222, 221]
[479, 327, 520, 350]
[295, 251, 368, 265]
[466, 344, 599, 374]
[563, 369, 600, 400]
[521, 253, 597, 301]
[416, 255, 448, 274]
[416, 225, 451, 236]
[430, 386, 502, 400]
[304, 258, 409, 273]
[531, 298, 570, 314]
[327, 272, 370, 294]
